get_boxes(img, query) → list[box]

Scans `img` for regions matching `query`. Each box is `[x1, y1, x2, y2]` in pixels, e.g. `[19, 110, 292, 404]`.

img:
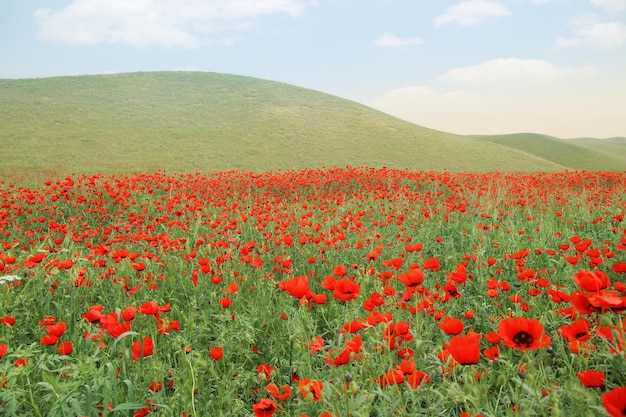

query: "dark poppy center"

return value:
[513, 331, 534, 347]
[575, 331, 588, 339]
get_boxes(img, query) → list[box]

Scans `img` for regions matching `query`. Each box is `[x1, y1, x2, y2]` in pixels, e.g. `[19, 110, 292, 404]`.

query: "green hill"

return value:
[0, 71, 614, 177]
[470, 133, 626, 171]
[568, 137, 626, 168]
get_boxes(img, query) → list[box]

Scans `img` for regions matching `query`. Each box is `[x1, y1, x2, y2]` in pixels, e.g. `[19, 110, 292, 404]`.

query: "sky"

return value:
[1, 0, 626, 138]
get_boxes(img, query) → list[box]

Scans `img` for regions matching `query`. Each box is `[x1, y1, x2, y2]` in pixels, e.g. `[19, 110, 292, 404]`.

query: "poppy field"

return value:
[1, 167, 625, 417]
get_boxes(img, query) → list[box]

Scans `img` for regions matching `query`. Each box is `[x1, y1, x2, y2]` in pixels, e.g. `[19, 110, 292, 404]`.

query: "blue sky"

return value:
[2, 0, 625, 138]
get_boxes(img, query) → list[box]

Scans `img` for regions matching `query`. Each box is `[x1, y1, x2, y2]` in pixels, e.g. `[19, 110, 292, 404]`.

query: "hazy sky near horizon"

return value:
[2, 0, 625, 138]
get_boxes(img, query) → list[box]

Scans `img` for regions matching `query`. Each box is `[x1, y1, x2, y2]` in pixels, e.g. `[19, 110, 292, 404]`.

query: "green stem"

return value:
[185, 354, 198, 417]
[26, 374, 44, 417]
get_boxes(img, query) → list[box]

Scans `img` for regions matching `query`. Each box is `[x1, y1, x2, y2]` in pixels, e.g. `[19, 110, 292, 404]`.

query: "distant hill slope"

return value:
[568, 137, 626, 169]
[0, 71, 606, 176]
[470, 133, 626, 171]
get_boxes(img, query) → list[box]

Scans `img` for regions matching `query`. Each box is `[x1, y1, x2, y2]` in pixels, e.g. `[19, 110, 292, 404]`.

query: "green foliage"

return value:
[471, 133, 626, 171]
[0, 71, 577, 181]
[1, 169, 625, 416]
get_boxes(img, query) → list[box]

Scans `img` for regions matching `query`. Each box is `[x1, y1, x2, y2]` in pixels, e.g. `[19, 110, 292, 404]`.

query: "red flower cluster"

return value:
[1, 168, 625, 416]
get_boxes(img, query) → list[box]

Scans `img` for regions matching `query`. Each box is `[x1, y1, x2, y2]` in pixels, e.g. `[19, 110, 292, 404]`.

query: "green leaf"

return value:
[110, 402, 150, 411]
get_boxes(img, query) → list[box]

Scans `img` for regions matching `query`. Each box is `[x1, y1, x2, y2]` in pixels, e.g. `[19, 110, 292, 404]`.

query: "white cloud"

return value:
[374, 85, 476, 112]
[557, 20, 626, 48]
[367, 58, 624, 138]
[373, 33, 424, 47]
[438, 58, 598, 85]
[35, 0, 314, 48]
[433, 0, 510, 27]
[591, 0, 626, 14]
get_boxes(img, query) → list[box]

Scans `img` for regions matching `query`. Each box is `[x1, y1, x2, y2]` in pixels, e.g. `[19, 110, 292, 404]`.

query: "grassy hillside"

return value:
[471, 133, 626, 171]
[569, 137, 626, 168]
[0, 72, 603, 178]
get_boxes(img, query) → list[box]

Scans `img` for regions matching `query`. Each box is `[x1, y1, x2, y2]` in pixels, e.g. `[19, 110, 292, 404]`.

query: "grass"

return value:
[568, 137, 626, 168]
[0, 168, 625, 416]
[0, 71, 576, 178]
[470, 133, 626, 171]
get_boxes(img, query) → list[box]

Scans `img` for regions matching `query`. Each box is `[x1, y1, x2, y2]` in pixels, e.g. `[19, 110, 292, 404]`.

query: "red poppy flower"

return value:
[47, 321, 67, 337]
[485, 331, 502, 344]
[566, 256, 580, 266]
[586, 291, 626, 310]
[266, 383, 292, 400]
[577, 369, 605, 387]
[227, 282, 239, 294]
[103, 320, 130, 338]
[15, 357, 28, 367]
[138, 301, 159, 315]
[596, 326, 626, 352]
[559, 319, 591, 342]
[121, 306, 137, 322]
[326, 347, 351, 366]
[0, 315, 16, 326]
[306, 336, 324, 354]
[444, 333, 481, 365]
[384, 321, 414, 349]
[438, 317, 465, 335]
[279, 275, 311, 299]
[298, 378, 323, 401]
[342, 318, 367, 334]
[573, 270, 611, 291]
[601, 386, 626, 417]
[483, 346, 500, 360]
[398, 268, 424, 291]
[333, 264, 348, 277]
[82, 307, 102, 323]
[345, 335, 363, 353]
[38, 315, 57, 326]
[376, 369, 405, 387]
[366, 311, 392, 327]
[132, 337, 154, 360]
[57, 341, 73, 355]
[397, 347, 414, 359]
[312, 293, 327, 305]
[252, 398, 278, 417]
[58, 259, 74, 269]
[498, 317, 551, 351]
[332, 278, 360, 302]
[41, 334, 59, 345]
[210, 346, 224, 360]
[0, 343, 8, 359]
[443, 281, 461, 300]
[321, 275, 336, 291]
[406, 369, 430, 388]
[369, 291, 385, 306]
[571, 290, 602, 315]
[446, 263, 468, 284]
[423, 257, 441, 271]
